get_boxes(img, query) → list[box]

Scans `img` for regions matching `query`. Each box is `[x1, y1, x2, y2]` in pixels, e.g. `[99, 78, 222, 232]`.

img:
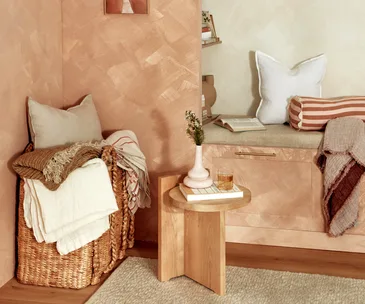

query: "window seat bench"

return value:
[203, 123, 323, 149]
[202, 122, 365, 254]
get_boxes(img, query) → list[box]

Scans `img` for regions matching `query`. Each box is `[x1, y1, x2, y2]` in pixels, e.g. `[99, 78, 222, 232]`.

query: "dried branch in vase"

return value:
[185, 110, 204, 146]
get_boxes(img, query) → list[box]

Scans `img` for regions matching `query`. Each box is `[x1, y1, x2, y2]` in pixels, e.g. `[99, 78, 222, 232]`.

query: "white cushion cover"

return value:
[255, 51, 327, 124]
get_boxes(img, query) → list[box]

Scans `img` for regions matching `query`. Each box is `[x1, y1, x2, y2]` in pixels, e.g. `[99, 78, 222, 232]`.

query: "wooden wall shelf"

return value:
[202, 40, 222, 48]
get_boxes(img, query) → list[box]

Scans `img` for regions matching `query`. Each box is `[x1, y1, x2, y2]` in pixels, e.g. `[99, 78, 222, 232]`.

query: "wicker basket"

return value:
[16, 143, 135, 289]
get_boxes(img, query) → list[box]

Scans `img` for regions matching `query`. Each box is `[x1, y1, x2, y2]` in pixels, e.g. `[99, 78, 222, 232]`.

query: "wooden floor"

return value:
[1, 241, 365, 303]
[0, 241, 157, 304]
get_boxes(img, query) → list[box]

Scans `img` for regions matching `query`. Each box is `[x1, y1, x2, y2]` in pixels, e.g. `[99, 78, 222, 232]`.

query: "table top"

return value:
[168, 185, 251, 212]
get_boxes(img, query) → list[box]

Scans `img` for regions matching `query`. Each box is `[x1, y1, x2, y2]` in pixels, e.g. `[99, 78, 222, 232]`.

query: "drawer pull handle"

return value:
[235, 152, 277, 157]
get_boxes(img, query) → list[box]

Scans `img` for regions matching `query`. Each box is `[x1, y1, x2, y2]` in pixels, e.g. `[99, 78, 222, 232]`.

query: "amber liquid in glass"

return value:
[217, 173, 233, 190]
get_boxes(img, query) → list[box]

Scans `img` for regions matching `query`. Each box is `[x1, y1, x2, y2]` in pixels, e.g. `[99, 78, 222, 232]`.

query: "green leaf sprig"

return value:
[185, 110, 204, 146]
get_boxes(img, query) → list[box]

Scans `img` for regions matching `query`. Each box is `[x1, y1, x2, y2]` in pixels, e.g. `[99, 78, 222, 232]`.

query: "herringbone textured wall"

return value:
[0, 0, 63, 286]
[62, 0, 201, 241]
[0, 0, 200, 286]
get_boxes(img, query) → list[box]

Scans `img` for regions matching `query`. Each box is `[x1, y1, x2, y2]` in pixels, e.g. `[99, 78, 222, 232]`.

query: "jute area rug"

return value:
[87, 257, 365, 304]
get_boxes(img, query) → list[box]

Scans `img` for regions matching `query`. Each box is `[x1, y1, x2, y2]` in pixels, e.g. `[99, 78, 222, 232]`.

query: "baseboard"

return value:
[130, 240, 365, 279]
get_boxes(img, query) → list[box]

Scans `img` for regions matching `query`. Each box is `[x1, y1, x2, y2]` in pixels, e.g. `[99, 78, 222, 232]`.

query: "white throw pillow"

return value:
[28, 95, 103, 149]
[255, 51, 327, 124]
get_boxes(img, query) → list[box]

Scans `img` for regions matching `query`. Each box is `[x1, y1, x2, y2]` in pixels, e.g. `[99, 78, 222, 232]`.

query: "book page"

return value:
[190, 183, 241, 194]
[220, 118, 265, 131]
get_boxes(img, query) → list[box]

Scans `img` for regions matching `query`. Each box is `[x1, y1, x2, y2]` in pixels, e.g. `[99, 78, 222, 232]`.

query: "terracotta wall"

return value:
[62, 0, 201, 241]
[0, 0, 63, 286]
[0, 0, 200, 287]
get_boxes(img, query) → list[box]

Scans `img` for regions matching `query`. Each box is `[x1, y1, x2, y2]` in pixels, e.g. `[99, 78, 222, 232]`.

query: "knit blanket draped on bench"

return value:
[317, 117, 365, 237]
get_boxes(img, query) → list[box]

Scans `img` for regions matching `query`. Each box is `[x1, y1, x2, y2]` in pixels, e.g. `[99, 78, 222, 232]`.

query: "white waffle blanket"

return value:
[23, 158, 118, 255]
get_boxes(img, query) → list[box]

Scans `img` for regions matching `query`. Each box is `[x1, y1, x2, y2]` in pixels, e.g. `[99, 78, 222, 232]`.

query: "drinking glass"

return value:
[217, 168, 234, 190]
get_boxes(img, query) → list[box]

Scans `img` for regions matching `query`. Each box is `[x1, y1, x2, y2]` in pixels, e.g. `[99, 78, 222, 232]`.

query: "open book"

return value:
[214, 117, 266, 132]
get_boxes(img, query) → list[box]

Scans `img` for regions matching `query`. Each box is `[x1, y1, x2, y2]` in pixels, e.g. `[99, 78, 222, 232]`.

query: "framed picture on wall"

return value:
[105, 0, 148, 14]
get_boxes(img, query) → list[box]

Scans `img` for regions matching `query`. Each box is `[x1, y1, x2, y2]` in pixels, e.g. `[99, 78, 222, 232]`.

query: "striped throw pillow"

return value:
[289, 96, 365, 131]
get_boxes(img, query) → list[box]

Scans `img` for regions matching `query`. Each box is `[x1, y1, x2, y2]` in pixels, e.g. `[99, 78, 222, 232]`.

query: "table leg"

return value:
[158, 175, 185, 282]
[184, 211, 226, 295]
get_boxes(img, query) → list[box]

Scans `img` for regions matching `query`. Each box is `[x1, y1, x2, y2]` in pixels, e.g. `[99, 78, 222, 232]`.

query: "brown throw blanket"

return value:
[13, 143, 102, 191]
[317, 117, 365, 237]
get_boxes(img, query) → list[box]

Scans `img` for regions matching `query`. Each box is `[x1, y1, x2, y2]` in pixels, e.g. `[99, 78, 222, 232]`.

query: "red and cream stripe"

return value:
[289, 96, 365, 131]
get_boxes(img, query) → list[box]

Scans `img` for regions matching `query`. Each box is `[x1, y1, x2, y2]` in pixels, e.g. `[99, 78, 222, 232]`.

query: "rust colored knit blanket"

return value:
[13, 143, 102, 191]
[317, 117, 365, 237]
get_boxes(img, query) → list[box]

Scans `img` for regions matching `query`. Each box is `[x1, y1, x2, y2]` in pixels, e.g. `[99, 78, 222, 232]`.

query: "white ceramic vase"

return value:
[183, 145, 213, 189]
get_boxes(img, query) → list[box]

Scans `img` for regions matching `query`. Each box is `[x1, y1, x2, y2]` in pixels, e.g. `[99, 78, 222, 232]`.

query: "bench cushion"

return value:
[203, 123, 323, 149]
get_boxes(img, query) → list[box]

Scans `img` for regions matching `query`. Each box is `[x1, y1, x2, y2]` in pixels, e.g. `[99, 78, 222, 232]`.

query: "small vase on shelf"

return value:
[183, 145, 213, 189]
[183, 111, 213, 189]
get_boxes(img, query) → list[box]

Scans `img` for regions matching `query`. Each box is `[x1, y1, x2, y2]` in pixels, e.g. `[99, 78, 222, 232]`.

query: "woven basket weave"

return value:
[16, 143, 135, 289]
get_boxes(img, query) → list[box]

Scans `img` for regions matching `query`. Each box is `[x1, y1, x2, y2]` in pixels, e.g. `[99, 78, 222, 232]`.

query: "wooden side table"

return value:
[158, 175, 251, 295]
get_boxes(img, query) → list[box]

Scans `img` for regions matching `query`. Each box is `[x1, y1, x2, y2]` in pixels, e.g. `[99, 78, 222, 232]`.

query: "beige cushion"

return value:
[203, 123, 323, 149]
[28, 95, 103, 149]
